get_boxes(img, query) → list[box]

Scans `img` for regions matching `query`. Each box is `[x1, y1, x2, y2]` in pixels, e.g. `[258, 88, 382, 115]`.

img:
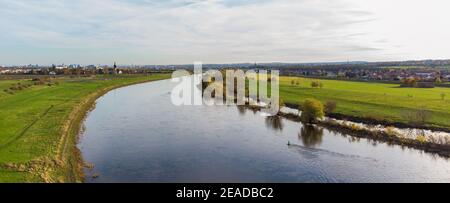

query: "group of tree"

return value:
[400, 77, 419, 87]
[298, 99, 337, 124]
[401, 77, 444, 88]
[299, 98, 324, 123]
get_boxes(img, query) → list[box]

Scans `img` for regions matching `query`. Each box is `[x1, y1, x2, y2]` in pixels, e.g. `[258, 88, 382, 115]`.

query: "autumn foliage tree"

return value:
[401, 77, 418, 87]
[299, 98, 324, 124]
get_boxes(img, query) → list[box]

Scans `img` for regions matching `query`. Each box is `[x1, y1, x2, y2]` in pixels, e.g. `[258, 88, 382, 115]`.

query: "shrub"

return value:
[386, 126, 398, 137]
[299, 98, 324, 123]
[324, 101, 337, 114]
[416, 135, 427, 144]
[403, 108, 431, 127]
[351, 124, 361, 131]
[278, 98, 285, 108]
[311, 81, 321, 88]
[400, 77, 418, 87]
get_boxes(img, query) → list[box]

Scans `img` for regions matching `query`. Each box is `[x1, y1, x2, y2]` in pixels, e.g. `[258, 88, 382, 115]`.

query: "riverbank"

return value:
[0, 74, 171, 182]
[248, 104, 450, 158]
[283, 103, 450, 133]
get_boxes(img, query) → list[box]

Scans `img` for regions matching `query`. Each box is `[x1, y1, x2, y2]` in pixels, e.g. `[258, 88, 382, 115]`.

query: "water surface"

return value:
[78, 79, 450, 183]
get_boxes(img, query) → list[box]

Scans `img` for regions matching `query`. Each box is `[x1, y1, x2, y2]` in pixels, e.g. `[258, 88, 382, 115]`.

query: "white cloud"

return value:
[0, 0, 449, 65]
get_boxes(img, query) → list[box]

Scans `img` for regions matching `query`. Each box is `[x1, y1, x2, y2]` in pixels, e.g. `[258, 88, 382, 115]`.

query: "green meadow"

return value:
[279, 76, 450, 128]
[0, 74, 170, 182]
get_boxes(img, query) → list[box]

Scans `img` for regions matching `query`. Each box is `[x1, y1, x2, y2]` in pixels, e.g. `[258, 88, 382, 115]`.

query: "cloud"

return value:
[0, 0, 448, 65]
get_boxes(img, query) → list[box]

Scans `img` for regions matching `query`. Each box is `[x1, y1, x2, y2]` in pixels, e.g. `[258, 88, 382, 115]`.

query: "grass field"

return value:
[0, 74, 170, 182]
[279, 76, 450, 129]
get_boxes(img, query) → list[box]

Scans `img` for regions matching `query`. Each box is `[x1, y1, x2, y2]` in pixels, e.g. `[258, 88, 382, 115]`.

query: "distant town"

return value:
[1, 59, 450, 87]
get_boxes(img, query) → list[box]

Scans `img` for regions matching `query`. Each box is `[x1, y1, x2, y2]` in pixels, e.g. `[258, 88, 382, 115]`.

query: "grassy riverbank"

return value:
[278, 76, 450, 130]
[0, 74, 170, 182]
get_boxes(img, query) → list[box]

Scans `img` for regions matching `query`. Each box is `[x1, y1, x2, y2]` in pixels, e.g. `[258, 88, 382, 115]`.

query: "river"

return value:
[78, 79, 450, 183]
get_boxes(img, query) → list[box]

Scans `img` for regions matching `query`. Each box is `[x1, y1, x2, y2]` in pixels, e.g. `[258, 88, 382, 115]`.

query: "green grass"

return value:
[279, 76, 450, 128]
[0, 74, 170, 182]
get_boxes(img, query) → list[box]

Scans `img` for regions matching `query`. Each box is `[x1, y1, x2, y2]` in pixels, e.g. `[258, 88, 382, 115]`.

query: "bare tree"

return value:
[403, 107, 431, 127]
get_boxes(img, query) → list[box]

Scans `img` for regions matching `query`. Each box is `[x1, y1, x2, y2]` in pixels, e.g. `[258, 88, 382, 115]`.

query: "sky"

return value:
[0, 0, 449, 65]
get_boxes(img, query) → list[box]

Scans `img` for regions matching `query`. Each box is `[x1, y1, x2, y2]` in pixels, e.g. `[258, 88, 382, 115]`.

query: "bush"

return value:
[311, 81, 320, 88]
[32, 77, 48, 85]
[386, 126, 398, 137]
[400, 77, 418, 87]
[278, 98, 285, 108]
[299, 98, 324, 123]
[4, 89, 14, 95]
[416, 135, 427, 144]
[324, 101, 337, 114]
[351, 124, 361, 131]
[402, 108, 431, 127]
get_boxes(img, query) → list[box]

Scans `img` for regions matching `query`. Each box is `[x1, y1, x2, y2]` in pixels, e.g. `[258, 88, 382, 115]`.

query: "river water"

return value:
[78, 79, 450, 183]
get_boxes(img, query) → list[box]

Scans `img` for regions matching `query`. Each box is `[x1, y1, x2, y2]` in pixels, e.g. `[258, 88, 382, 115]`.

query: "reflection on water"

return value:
[265, 116, 284, 131]
[237, 105, 246, 116]
[79, 79, 450, 183]
[298, 125, 324, 147]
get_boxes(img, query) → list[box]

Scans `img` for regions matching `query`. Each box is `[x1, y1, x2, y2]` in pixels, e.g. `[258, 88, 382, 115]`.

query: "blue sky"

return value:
[1, 0, 449, 65]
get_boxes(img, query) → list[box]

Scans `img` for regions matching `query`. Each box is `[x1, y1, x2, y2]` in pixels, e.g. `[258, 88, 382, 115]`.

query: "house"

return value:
[56, 65, 66, 70]
[326, 72, 337, 77]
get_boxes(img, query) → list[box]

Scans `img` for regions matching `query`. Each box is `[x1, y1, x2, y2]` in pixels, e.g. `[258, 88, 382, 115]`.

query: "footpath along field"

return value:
[0, 74, 170, 182]
[278, 76, 450, 129]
